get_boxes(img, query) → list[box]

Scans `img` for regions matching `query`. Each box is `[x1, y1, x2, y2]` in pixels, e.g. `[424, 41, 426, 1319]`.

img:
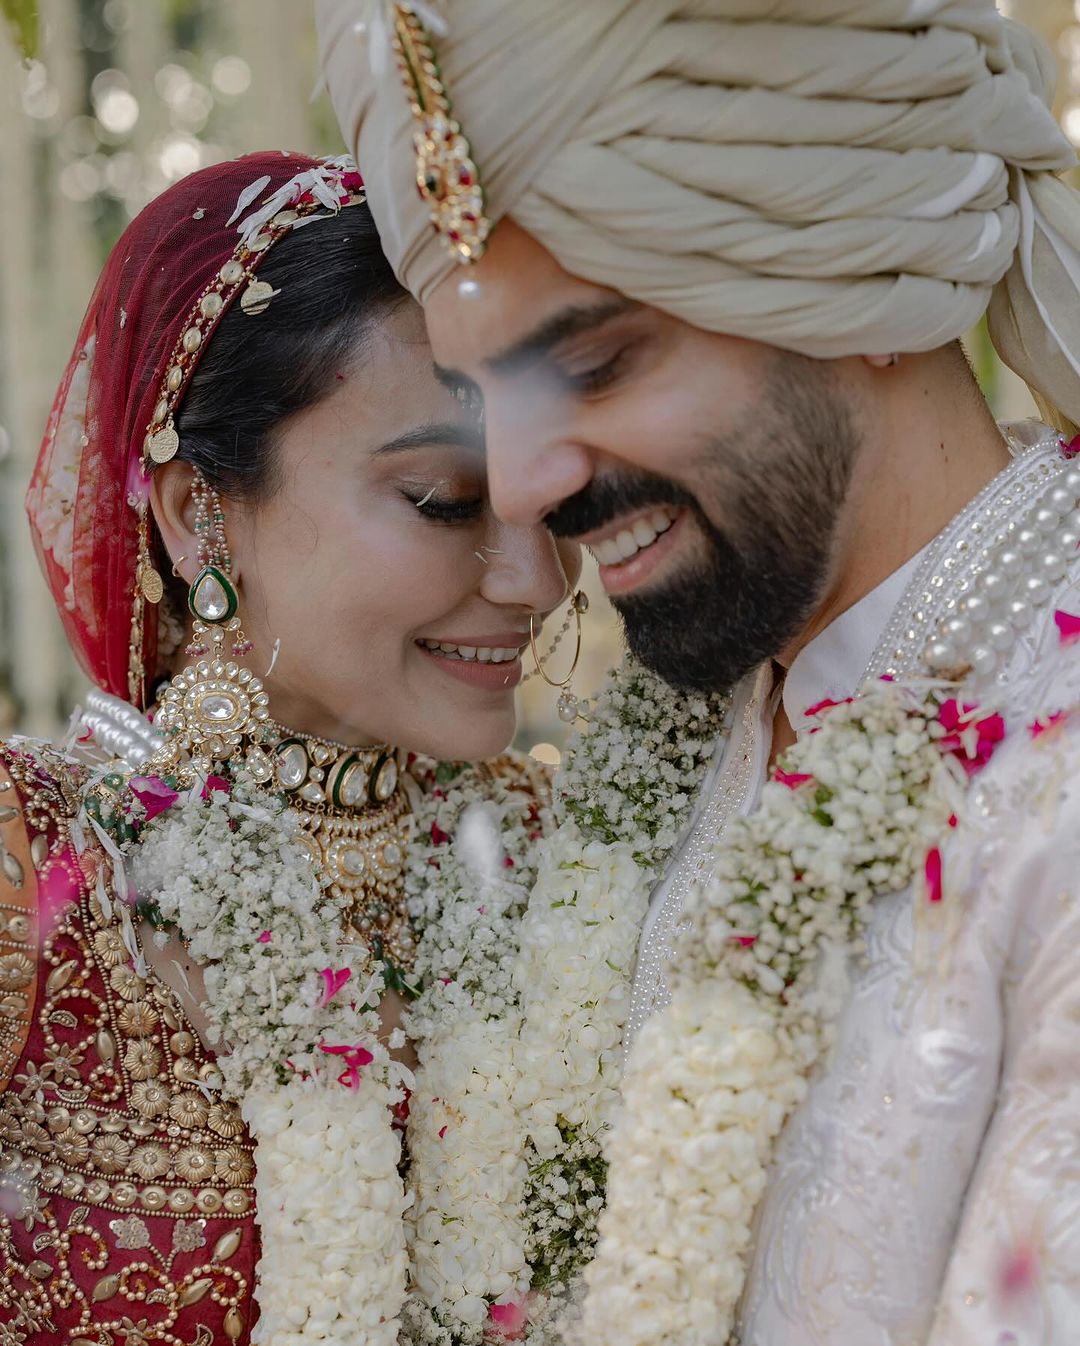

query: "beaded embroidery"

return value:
[0, 743, 256, 1345]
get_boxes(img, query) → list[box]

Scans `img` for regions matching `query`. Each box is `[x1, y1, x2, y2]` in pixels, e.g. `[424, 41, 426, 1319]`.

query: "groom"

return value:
[321, 2, 1080, 1341]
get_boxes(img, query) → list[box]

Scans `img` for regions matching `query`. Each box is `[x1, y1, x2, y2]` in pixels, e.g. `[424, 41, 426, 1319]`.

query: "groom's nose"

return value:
[484, 394, 595, 529]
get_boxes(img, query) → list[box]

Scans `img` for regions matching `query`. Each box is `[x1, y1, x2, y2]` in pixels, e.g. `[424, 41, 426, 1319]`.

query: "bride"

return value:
[0, 153, 580, 1345]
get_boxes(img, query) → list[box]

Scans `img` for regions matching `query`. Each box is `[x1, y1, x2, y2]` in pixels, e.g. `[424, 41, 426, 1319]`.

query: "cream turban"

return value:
[319, 0, 1080, 433]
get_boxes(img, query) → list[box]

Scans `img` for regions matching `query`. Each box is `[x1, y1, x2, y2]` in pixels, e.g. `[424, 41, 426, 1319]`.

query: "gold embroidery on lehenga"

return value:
[0, 744, 254, 1343]
[0, 760, 39, 1096]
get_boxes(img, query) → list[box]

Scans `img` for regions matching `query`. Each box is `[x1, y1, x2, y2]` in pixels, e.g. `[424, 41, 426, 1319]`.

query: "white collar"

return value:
[782, 547, 928, 729]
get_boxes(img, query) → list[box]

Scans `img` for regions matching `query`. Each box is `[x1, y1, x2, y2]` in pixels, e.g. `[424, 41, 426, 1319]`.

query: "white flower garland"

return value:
[576, 680, 978, 1346]
[125, 777, 411, 1346]
[402, 665, 729, 1343]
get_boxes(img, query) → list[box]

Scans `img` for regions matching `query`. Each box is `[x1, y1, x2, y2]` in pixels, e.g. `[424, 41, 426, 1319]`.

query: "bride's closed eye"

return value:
[401, 485, 484, 524]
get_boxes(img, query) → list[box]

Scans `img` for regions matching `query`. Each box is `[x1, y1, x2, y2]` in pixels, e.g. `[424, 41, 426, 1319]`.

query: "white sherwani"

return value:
[628, 423, 1080, 1344]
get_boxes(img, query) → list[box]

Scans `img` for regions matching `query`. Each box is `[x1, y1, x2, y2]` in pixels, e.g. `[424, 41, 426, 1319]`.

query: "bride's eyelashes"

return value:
[401, 485, 484, 524]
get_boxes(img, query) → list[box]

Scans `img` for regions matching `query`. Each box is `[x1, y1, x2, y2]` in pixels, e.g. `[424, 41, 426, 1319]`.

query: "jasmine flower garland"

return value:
[125, 776, 412, 1346]
[401, 664, 730, 1344]
[576, 680, 984, 1346]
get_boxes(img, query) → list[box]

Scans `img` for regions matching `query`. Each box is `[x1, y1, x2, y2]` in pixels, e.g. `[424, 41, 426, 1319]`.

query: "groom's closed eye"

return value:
[432, 298, 640, 405]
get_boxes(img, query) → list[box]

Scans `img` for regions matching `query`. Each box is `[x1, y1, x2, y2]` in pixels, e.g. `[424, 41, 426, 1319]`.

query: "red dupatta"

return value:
[26, 152, 365, 708]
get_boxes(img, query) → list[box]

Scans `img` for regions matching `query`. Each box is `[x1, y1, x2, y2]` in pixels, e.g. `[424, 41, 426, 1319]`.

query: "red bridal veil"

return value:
[26, 152, 362, 708]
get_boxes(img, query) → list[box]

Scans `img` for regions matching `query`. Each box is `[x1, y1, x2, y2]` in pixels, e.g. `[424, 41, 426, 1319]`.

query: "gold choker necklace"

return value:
[262, 722, 416, 973]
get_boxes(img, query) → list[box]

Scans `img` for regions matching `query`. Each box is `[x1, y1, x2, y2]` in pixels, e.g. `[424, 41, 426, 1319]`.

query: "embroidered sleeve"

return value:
[927, 728, 1080, 1342]
[0, 751, 41, 1096]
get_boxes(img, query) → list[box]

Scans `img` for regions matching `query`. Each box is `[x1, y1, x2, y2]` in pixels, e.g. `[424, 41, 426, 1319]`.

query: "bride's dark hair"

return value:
[175, 200, 405, 503]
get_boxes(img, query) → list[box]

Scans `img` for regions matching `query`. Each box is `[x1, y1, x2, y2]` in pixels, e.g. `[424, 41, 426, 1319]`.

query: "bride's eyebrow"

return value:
[373, 421, 484, 455]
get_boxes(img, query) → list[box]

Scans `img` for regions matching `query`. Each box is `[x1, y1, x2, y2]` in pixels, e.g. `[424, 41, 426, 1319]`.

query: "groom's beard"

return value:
[545, 358, 860, 693]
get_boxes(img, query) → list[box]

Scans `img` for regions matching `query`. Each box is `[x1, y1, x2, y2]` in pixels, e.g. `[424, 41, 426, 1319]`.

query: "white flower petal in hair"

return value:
[232, 154, 362, 250]
[226, 173, 272, 226]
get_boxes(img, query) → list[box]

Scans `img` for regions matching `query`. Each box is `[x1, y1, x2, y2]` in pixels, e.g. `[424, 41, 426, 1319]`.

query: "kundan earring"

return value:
[148, 470, 271, 783]
[186, 471, 252, 656]
[529, 589, 589, 723]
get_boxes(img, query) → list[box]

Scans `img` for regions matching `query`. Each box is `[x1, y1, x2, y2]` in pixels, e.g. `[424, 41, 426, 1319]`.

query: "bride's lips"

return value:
[583, 506, 688, 597]
[416, 633, 529, 690]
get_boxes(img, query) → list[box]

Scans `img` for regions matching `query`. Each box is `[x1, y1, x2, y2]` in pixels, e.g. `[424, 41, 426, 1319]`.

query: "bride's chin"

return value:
[409, 706, 518, 764]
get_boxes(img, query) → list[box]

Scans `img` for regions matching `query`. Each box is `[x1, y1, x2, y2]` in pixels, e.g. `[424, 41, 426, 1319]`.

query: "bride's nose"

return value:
[477, 522, 577, 617]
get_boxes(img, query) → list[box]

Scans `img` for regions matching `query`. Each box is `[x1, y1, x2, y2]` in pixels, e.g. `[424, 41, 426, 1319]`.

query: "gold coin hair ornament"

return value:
[126, 157, 367, 707]
[390, 2, 490, 265]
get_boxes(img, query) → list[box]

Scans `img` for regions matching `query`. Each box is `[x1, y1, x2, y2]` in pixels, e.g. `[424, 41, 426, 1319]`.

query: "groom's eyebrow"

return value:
[431, 298, 638, 394]
[486, 298, 637, 377]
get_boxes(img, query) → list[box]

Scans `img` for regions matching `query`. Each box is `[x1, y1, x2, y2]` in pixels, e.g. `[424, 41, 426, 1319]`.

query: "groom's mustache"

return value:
[543, 470, 699, 540]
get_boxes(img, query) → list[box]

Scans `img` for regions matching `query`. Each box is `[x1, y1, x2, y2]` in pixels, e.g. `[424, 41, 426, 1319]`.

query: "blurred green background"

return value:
[0, 0, 1074, 761]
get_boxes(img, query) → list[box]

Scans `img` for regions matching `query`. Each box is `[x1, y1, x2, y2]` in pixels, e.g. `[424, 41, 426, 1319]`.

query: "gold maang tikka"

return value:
[390, 3, 490, 264]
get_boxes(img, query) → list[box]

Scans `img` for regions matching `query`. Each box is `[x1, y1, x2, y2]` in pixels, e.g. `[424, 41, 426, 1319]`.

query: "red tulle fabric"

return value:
[25, 153, 329, 707]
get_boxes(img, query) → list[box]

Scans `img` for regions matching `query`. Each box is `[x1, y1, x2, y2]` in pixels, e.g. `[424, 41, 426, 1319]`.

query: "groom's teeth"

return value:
[420, 639, 522, 663]
[592, 509, 677, 566]
[632, 518, 658, 548]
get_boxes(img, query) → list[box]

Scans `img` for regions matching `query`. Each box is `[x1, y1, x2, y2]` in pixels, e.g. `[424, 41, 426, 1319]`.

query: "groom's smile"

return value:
[577, 504, 683, 596]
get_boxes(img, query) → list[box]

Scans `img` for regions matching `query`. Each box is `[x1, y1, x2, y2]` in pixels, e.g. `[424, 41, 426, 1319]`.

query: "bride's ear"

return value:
[150, 461, 200, 587]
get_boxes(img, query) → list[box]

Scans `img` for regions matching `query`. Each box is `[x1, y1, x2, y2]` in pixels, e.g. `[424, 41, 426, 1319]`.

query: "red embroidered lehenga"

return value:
[0, 739, 259, 1344]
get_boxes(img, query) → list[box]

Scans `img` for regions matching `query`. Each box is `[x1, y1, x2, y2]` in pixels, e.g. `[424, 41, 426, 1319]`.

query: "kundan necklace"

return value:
[263, 719, 416, 969]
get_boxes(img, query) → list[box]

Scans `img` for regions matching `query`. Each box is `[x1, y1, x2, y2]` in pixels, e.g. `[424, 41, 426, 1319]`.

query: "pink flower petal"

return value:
[201, 774, 231, 800]
[924, 847, 943, 904]
[319, 1041, 375, 1091]
[1061, 434, 1080, 460]
[317, 966, 352, 1008]
[1030, 710, 1069, 739]
[431, 821, 451, 845]
[489, 1300, 528, 1340]
[937, 698, 963, 732]
[1054, 609, 1080, 646]
[438, 1125, 448, 1139]
[804, 696, 852, 718]
[774, 768, 814, 790]
[129, 774, 179, 821]
[257, 930, 272, 944]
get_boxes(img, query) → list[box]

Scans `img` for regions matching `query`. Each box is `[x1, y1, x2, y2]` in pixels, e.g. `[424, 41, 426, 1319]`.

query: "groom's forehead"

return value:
[424, 218, 633, 382]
